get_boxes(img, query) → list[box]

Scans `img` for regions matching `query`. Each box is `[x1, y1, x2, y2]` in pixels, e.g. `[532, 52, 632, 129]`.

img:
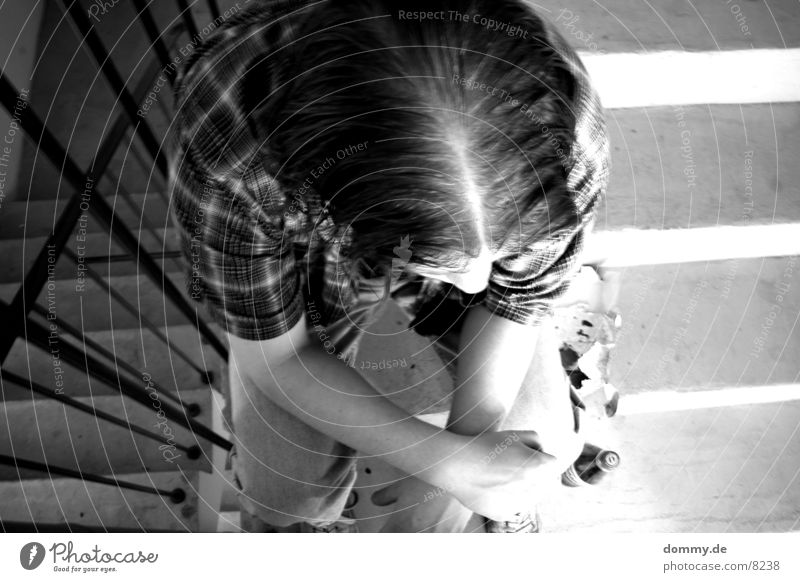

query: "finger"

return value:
[509, 430, 548, 452]
[371, 481, 402, 506]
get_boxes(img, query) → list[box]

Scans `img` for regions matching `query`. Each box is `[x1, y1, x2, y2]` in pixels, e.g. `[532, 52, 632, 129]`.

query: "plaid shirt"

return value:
[168, 1, 611, 344]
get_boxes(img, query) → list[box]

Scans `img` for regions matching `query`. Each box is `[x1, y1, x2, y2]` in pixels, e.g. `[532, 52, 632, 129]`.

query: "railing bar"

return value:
[84, 250, 183, 265]
[9, 306, 233, 450]
[1, 74, 224, 366]
[58, 0, 168, 178]
[0, 60, 160, 362]
[130, 0, 175, 82]
[61, 247, 211, 378]
[90, 50, 166, 178]
[1, 368, 197, 454]
[0, 75, 87, 186]
[2, 17, 180, 203]
[83, 191, 228, 359]
[0, 521, 174, 533]
[0, 454, 185, 501]
[0, 195, 83, 364]
[175, 0, 200, 39]
[207, 0, 221, 21]
[29, 303, 194, 411]
[87, 21, 181, 195]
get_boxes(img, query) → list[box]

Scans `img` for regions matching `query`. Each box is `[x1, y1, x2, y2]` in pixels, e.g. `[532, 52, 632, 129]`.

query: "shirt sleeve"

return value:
[482, 223, 589, 326]
[482, 57, 611, 327]
[169, 147, 305, 341]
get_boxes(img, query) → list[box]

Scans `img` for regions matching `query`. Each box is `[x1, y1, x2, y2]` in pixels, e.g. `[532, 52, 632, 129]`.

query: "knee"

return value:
[232, 453, 358, 527]
[239, 491, 347, 528]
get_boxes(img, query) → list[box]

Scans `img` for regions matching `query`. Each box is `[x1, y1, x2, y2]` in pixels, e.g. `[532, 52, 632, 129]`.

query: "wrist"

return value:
[424, 430, 476, 497]
[446, 406, 505, 436]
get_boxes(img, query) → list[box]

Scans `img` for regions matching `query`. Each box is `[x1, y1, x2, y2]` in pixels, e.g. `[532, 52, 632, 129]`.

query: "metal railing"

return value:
[0, 0, 232, 532]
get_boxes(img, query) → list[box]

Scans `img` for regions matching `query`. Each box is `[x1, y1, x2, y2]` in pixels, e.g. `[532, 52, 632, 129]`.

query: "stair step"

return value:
[586, 49, 800, 108]
[536, 0, 799, 53]
[542, 399, 800, 532]
[587, 224, 800, 269]
[0, 389, 215, 480]
[609, 255, 799, 393]
[598, 103, 800, 232]
[0, 271, 198, 330]
[618, 383, 800, 416]
[0, 230, 181, 285]
[18, 0, 180, 202]
[0, 324, 225, 402]
[0, 193, 172, 241]
[191, 399, 800, 533]
[0, 470, 201, 532]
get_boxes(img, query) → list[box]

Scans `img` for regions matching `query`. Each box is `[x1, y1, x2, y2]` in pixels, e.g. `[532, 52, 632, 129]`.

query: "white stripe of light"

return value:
[580, 49, 800, 108]
[617, 384, 800, 416]
[584, 223, 800, 268]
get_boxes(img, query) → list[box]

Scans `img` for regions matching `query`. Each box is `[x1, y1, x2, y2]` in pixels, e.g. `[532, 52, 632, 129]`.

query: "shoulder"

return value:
[541, 15, 611, 220]
[171, 1, 314, 180]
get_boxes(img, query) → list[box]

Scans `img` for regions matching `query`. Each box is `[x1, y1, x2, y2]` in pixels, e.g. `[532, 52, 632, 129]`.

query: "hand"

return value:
[445, 430, 561, 522]
[372, 476, 474, 532]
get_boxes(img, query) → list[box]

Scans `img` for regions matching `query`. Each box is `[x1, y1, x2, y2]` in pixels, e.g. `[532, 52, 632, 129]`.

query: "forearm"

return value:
[233, 341, 465, 487]
[447, 305, 540, 436]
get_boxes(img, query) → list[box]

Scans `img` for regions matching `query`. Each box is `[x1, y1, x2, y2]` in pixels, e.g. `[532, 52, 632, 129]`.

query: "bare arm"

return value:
[376, 306, 555, 531]
[227, 312, 557, 522]
[227, 316, 464, 488]
[447, 304, 540, 436]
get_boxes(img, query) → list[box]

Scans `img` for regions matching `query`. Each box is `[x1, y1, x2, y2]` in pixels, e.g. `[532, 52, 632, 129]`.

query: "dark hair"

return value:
[260, 0, 579, 283]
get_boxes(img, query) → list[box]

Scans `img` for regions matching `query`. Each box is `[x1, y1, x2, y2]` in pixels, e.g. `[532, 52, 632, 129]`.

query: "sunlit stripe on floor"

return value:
[584, 223, 800, 268]
[617, 384, 800, 416]
[581, 49, 800, 108]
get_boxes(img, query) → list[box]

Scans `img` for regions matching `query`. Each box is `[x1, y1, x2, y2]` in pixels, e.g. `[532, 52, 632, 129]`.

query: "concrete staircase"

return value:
[1, 0, 799, 532]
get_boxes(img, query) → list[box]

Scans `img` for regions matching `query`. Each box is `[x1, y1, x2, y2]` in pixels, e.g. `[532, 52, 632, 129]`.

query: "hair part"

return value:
[260, 0, 579, 283]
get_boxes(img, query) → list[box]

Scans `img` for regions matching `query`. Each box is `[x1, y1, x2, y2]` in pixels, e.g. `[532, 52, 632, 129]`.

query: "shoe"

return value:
[484, 510, 542, 533]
